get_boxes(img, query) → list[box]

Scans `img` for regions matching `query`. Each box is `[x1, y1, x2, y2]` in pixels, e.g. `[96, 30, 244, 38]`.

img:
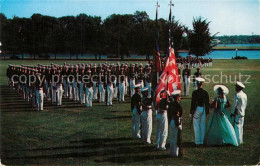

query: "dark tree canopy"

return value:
[187, 17, 215, 57]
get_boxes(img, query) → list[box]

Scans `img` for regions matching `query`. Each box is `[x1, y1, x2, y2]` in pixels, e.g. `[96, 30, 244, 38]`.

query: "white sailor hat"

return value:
[195, 77, 205, 83]
[134, 84, 142, 89]
[236, 81, 245, 89]
[141, 87, 148, 92]
[171, 90, 181, 96]
[214, 85, 229, 95]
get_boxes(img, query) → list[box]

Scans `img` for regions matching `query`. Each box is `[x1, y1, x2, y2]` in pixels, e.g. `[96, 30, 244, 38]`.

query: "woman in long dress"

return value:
[205, 85, 238, 146]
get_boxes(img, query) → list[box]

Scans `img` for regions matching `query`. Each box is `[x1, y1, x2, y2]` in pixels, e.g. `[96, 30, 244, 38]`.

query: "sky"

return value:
[1, 0, 259, 36]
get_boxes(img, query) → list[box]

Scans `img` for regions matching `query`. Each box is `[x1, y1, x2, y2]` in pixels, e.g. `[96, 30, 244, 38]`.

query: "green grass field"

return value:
[0, 60, 259, 165]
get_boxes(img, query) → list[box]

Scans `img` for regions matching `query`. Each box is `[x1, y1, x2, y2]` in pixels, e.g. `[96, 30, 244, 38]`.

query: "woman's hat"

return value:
[214, 85, 229, 95]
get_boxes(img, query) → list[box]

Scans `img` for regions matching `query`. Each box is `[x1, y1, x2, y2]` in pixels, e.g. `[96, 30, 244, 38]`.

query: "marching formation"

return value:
[131, 79, 247, 157]
[6, 57, 212, 111]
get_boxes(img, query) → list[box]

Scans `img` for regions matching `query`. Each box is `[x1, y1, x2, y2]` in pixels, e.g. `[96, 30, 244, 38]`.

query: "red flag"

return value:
[154, 46, 181, 108]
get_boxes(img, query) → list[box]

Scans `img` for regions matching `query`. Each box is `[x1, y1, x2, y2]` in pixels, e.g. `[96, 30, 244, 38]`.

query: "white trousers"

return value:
[113, 79, 118, 98]
[107, 84, 113, 106]
[130, 78, 135, 97]
[234, 116, 244, 144]
[56, 85, 63, 106]
[193, 106, 206, 145]
[36, 89, 44, 111]
[141, 110, 152, 144]
[93, 82, 98, 100]
[119, 81, 125, 101]
[85, 87, 93, 107]
[170, 119, 179, 156]
[132, 108, 141, 138]
[73, 82, 79, 101]
[125, 77, 128, 95]
[146, 82, 152, 98]
[156, 112, 168, 149]
[79, 82, 85, 104]
[51, 83, 57, 103]
[98, 83, 105, 102]
[184, 76, 190, 96]
[63, 80, 68, 97]
[68, 83, 73, 99]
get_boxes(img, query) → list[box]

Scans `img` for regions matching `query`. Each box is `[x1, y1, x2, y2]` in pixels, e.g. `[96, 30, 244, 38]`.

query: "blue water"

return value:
[1, 44, 260, 59]
[179, 50, 260, 59]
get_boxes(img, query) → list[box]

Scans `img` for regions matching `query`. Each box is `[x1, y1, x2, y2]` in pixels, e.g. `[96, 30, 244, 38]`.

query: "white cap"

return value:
[134, 84, 142, 89]
[236, 81, 245, 89]
[195, 77, 205, 83]
[214, 85, 229, 95]
[171, 90, 181, 96]
[141, 87, 148, 92]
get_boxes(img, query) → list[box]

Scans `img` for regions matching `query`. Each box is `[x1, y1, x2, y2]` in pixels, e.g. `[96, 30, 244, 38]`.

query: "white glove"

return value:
[178, 125, 182, 130]
[189, 114, 192, 118]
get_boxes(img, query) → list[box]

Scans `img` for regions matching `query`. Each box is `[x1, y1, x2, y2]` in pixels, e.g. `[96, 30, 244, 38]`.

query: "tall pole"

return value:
[168, 0, 174, 49]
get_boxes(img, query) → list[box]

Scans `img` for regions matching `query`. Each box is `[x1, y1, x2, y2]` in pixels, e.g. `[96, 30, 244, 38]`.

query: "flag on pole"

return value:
[154, 45, 181, 107]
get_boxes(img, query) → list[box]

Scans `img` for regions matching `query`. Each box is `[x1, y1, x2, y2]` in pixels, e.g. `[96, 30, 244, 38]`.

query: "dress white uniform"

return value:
[231, 89, 247, 144]
[131, 90, 142, 139]
[141, 88, 153, 144]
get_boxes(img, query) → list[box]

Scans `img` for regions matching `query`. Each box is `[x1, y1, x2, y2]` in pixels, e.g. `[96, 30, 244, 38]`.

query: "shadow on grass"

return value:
[4, 137, 162, 164]
[103, 116, 132, 120]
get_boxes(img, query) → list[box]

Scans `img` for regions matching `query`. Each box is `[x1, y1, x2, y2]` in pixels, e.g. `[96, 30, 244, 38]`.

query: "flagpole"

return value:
[168, 0, 174, 52]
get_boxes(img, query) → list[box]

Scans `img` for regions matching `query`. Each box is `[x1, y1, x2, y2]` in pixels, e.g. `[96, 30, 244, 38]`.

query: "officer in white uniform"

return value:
[141, 87, 153, 144]
[231, 81, 247, 144]
[190, 78, 209, 145]
[131, 84, 142, 139]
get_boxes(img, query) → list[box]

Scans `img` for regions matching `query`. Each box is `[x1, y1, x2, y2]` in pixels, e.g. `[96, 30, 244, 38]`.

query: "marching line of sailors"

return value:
[6, 62, 154, 111]
[131, 79, 247, 157]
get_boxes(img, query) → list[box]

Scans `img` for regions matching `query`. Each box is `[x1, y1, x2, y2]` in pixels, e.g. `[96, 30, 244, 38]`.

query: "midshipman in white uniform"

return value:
[131, 84, 142, 139]
[141, 87, 153, 144]
[190, 78, 209, 145]
[156, 90, 170, 150]
[231, 81, 247, 144]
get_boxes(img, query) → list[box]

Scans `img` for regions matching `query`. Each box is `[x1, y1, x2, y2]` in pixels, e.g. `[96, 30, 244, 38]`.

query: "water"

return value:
[179, 50, 260, 59]
[1, 44, 260, 60]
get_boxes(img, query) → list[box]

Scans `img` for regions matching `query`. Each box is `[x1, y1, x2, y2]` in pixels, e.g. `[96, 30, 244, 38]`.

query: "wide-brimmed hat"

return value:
[214, 85, 229, 95]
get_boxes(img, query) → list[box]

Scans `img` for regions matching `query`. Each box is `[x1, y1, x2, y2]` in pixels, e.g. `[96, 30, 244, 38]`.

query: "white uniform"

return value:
[98, 83, 105, 102]
[79, 82, 85, 104]
[184, 75, 190, 96]
[36, 88, 44, 111]
[93, 82, 98, 100]
[231, 90, 247, 144]
[170, 119, 180, 156]
[193, 106, 206, 145]
[132, 107, 141, 138]
[141, 103, 152, 144]
[85, 86, 93, 107]
[156, 110, 168, 150]
[73, 81, 79, 101]
[119, 81, 125, 101]
[56, 84, 63, 106]
[113, 78, 118, 98]
[130, 78, 135, 97]
[107, 84, 113, 106]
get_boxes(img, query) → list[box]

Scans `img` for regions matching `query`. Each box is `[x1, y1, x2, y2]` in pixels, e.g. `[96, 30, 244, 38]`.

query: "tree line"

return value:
[215, 35, 260, 44]
[0, 11, 215, 59]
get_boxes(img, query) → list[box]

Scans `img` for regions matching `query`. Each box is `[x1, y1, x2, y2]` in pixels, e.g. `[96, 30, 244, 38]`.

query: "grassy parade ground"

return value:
[0, 59, 259, 165]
